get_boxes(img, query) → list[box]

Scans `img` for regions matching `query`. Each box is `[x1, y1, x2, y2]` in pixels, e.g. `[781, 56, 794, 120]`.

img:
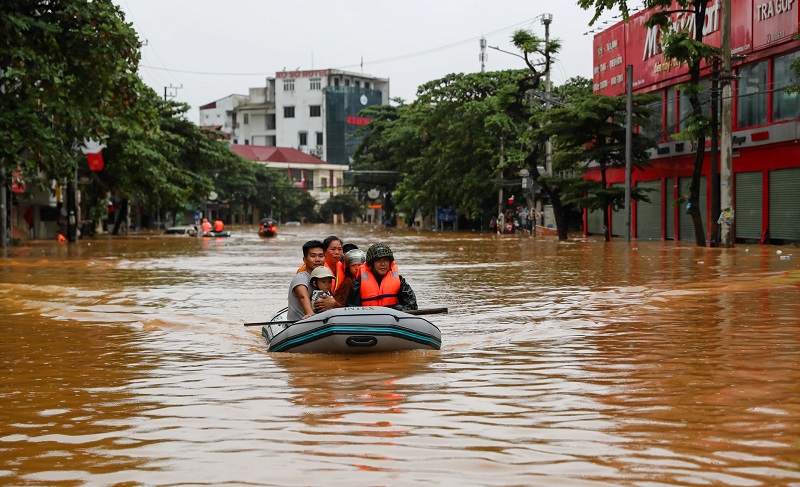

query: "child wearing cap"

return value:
[309, 266, 335, 305]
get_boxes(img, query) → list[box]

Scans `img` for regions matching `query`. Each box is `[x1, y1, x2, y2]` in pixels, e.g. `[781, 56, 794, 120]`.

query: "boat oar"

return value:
[243, 307, 448, 327]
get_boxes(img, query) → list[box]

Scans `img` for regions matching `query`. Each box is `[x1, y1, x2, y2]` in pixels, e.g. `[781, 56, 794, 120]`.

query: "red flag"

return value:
[87, 151, 104, 171]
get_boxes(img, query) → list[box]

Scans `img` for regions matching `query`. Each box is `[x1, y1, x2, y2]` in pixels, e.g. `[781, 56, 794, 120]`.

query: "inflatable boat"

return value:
[262, 307, 442, 354]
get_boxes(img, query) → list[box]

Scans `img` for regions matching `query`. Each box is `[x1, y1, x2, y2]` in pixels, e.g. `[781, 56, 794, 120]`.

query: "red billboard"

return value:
[592, 23, 627, 96]
[593, 0, 763, 95]
[752, 0, 798, 48]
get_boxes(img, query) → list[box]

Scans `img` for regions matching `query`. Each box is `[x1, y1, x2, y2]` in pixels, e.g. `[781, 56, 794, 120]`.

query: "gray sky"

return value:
[114, 1, 625, 124]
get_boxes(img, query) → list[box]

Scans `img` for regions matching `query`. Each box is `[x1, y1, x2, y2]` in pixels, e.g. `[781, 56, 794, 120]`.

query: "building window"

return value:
[310, 78, 321, 90]
[737, 61, 767, 128]
[774, 52, 800, 122]
[243, 114, 249, 125]
[245, 139, 249, 145]
[678, 79, 711, 131]
[665, 87, 677, 136]
[233, 139, 238, 144]
[364, 82, 371, 89]
[345, 79, 350, 87]
[320, 177, 328, 188]
[354, 80, 361, 88]
[299, 132, 308, 146]
[316, 131, 323, 145]
[284, 106, 295, 118]
[333, 78, 340, 87]
[640, 92, 664, 142]
[267, 113, 276, 130]
[309, 105, 321, 117]
[284, 79, 294, 91]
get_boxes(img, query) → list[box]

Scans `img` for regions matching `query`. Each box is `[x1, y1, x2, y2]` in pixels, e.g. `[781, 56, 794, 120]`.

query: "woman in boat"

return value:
[346, 243, 418, 312]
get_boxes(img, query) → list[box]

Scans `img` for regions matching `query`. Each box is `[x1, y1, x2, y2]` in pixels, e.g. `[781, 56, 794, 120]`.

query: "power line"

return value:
[140, 15, 546, 77]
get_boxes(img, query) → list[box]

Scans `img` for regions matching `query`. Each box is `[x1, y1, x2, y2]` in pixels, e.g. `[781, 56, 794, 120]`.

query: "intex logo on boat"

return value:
[643, 0, 721, 61]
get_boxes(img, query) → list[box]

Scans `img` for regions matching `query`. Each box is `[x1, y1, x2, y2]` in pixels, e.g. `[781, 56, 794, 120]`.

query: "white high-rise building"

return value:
[199, 69, 390, 165]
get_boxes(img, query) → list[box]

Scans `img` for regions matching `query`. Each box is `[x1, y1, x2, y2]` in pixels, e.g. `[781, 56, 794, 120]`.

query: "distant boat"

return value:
[202, 231, 231, 238]
[164, 226, 197, 236]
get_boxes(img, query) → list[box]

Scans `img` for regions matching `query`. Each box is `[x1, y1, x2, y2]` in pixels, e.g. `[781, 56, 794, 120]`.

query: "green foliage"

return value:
[352, 71, 529, 225]
[1, 0, 143, 184]
[319, 195, 361, 223]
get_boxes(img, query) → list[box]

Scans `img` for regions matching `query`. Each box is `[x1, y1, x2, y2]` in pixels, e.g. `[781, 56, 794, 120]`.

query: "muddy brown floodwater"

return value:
[1, 225, 799, 486]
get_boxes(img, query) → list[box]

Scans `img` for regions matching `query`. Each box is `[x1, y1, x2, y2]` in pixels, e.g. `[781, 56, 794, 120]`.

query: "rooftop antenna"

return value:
[479, 37, 488, 72]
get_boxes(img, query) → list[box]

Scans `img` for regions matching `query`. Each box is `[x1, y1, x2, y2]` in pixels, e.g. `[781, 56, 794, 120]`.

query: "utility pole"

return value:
[497, 137, 505, 234]
[164, 84, 183, 101]
[710, 57, 721, 247]
[542, 14, 553, 176]
[625, 65, 633, 243]
[0, 70, 6, 249]
[479, 37, 488, 73]
[720, 0, 735, 247]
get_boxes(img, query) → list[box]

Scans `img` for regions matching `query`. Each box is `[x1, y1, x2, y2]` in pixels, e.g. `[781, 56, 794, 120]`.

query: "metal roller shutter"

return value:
[636, 180, 662, 240]
[611, 183, 625, 237]
[735, 172, 762, 240]
[769, 168, 800, 242]
[587, 208, 604, 235]
[678, 176, 707, 242]
[665, 178, 676, 240]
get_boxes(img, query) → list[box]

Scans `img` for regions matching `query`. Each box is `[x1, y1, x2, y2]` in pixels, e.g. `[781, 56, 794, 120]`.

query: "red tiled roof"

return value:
[231, 145, 327, 164]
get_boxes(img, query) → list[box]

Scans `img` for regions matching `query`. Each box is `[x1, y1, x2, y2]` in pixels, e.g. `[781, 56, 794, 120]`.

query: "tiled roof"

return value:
[231, 145, 327, 164]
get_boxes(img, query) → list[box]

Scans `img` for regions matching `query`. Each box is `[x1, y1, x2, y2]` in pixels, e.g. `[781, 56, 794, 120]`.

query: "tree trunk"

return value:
[600, 165, 610, 242]
[552, 195, 569, 240]
[112, 198, 129, 235]
[689, 142, 706, 246]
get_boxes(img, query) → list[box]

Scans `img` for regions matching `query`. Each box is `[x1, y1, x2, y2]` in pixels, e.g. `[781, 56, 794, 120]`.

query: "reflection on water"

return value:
[1, 228, 799, 485]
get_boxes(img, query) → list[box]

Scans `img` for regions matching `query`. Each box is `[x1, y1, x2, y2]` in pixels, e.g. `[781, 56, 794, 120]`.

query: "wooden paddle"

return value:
[243, 307, 448, 327]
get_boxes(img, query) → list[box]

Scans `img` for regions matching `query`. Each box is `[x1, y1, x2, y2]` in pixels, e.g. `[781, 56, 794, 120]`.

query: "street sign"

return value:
[437, 207, 456, 223]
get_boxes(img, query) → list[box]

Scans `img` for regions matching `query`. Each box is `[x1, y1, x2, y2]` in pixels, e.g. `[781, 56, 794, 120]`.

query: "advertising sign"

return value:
[593, 0, 760, 95]
[592, 23, 627, 96]
[752, 0, 798, 48]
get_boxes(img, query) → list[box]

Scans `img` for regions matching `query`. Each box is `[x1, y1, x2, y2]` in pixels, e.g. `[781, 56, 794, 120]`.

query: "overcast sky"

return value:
[114, 1, 629, 124]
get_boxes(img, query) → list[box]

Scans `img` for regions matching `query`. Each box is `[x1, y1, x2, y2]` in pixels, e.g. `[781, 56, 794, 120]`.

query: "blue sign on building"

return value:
[437, 207, 457, 223]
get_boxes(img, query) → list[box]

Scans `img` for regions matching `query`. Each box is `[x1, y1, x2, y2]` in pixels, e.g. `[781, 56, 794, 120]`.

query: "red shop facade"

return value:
[587, 0, 800, 244]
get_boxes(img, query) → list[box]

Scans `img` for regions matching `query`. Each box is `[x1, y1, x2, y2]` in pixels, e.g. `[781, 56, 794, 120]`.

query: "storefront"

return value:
[587, 0, 800, 244]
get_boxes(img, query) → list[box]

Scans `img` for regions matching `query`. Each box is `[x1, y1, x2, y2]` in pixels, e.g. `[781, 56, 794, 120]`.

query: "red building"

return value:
[587, 0, 800, 244]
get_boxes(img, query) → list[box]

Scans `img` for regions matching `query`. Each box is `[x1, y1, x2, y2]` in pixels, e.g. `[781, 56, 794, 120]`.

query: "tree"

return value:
[537, 92, 658, 241]
[352, 72, 529, 228]
[319, 194, 361, 223]
[1, 0, 143, 183]
[498, 29, 573, 239]
[579, 0, 719, 246]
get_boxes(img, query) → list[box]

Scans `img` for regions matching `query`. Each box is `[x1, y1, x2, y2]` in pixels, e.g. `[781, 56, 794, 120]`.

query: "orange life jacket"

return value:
[213, 220, 224, 232]
[327, 260, 344, 292]
[359, 264, 400, 307]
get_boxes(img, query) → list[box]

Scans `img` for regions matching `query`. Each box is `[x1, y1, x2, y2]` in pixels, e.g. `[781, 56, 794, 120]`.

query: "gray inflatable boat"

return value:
[262, 307, 442, 354]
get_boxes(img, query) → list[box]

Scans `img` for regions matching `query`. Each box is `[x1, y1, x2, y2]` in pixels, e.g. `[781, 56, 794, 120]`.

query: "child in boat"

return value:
[309, 266, 335, 305]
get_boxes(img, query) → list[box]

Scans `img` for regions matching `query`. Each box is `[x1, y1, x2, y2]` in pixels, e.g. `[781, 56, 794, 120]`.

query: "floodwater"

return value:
[1, 225, 799, 486]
